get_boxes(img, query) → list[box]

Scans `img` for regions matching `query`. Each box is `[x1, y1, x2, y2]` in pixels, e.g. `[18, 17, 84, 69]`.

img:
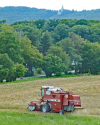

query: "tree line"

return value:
[1, 7, 100, 24]
[0, 19, 100, 82]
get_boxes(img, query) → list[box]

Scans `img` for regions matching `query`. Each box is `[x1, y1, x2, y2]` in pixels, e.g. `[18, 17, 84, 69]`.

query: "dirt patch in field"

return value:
[0, 75, 100, 116]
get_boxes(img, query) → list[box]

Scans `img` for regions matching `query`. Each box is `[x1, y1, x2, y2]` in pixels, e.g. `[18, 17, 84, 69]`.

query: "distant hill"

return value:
[0, 6, 100, 24]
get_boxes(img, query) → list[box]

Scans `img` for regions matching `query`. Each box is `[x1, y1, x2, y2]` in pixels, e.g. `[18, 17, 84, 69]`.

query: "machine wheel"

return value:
[41, 103, 50, 113]
[59, 110, 64, 115]
[27, 106, 35, 111]
[48, 103, 52, 111]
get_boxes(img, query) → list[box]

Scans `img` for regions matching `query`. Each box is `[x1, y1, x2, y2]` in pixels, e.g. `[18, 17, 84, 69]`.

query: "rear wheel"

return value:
[59, 110, 64, 115]
[41, 103, 50, 113]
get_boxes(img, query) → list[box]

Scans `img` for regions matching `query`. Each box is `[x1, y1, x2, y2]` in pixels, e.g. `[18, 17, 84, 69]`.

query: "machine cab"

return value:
[41, 86, 54, 97]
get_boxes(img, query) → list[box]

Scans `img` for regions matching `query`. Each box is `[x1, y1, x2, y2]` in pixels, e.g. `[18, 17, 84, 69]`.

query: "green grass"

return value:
[0, 111, 100, 125]
[0, 73, 92, 84]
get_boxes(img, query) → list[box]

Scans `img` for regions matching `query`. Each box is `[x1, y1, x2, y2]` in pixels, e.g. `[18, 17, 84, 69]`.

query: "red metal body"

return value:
[28, 86, 81, 114]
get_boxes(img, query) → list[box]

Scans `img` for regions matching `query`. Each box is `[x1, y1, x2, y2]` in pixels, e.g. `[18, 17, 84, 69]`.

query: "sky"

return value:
[0, 0, 100, 11]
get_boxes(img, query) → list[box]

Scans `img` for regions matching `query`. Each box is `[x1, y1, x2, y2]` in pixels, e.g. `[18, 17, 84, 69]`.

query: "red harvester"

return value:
[27, 86, 81, 115]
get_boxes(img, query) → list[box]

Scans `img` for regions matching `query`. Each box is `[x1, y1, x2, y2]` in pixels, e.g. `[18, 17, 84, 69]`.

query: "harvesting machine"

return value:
[27, 86, 81, 115]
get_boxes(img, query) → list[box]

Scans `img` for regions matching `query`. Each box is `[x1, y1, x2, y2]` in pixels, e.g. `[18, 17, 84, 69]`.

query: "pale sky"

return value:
[0, 0, 100, 11]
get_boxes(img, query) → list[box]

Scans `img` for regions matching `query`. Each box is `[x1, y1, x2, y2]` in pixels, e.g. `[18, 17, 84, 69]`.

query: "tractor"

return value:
[27, 86, 81, 115]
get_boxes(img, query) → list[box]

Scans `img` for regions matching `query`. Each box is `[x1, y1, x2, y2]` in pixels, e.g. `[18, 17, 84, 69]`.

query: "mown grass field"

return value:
[0, 75, 100, 124]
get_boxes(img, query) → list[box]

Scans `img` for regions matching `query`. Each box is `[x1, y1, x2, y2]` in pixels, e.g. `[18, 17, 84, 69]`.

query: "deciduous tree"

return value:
[0, 53, 15, 82]
[42, 54, 66, 77]
[20, 37, 43, 75]
[81, 41, 100, 74]
[48, 46, 70, 73]
[40, 31, 53, 56]
[0, 24, 24, 63]
[51, 24, 70, 43]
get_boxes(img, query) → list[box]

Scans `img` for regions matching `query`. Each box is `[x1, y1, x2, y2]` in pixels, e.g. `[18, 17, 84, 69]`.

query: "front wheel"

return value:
[27, 106, 35, 111]
[41, 103, 50, 113]
[59, 110, 64, 115]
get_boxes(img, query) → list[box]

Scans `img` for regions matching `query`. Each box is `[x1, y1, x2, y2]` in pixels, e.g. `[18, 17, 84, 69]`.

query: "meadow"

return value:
[0, 75, 100, 124]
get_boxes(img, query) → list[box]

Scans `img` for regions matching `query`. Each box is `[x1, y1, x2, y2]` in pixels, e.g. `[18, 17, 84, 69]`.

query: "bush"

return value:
[42, 54, 66, 77]
[55, 72, 62, 76]
[36, 68, 42, 74]
[15, 63, 26, 78]
[24, 71, 34, 77]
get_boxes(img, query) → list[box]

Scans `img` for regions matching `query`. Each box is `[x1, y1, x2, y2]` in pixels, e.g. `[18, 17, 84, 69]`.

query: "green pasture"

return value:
[0, 111, 100, 125]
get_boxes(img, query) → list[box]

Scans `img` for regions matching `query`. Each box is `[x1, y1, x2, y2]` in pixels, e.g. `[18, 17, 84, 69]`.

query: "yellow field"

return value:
[0, 75, 100, 116]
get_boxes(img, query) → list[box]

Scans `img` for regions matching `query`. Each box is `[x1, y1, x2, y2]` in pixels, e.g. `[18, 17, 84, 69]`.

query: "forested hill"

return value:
[0, 6, 100, 24]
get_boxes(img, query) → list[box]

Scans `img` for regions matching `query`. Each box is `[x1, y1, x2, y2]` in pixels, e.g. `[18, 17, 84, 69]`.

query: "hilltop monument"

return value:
[58, 5, 64, 15]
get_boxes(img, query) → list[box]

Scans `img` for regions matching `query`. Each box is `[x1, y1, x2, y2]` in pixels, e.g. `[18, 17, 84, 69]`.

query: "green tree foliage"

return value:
[1, 24, 14, 31]
[57, 33, 85, 73]
[6, 66, 16, 82]
[75, 19, 89, 25]
[72, 25, 93, 42]
[0, 65, 9, 82]
[81, 41, 100, 74]
[0, 53, 15, 82]
[34, 19, 46, 29]
[1, 18, 100, 80]
[51, 24, 70, 44]
[91, 22, 100, 43]
[13, 21, 41, 48]
[26, 27, 42, 48]
[20, 37, 43, 73]
[0, 25, 26, 82]
[69, 32, 85, 73]
[36, 67, 42, 74]
[48, 46, 70, 72]
[47, 19, 60, 28]
[40, 31, 53, 56]
[60, 19, 77, 27]
[2, 19, 6, 24]
[12, 24, 25, 37]
[69, 32, 85, 53]
[43, 19, 60, 32]
[15, 63, 26, 78]
[0, 53, 26, 82]
[0, 24, 24, 63]
[42, 54, 66, 77]
[57, 38, 75, 60]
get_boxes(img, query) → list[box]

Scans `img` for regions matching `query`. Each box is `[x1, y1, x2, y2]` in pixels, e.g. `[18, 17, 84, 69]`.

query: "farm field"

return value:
[0, 75, 100, 124]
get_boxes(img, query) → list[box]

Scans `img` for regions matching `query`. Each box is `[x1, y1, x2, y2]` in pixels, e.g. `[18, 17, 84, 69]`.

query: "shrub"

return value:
[36, 68, 42, 74]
